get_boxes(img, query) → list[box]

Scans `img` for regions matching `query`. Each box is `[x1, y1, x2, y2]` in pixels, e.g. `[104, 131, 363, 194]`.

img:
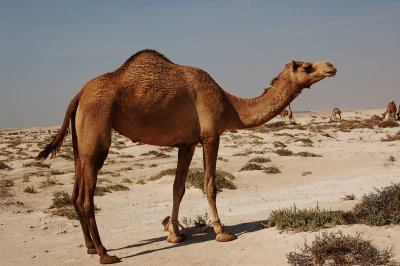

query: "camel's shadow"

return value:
[110, 219, 265, 259]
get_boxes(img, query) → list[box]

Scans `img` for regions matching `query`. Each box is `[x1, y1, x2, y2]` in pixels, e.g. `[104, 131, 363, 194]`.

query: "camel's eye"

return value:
[303, 64, 314, 73]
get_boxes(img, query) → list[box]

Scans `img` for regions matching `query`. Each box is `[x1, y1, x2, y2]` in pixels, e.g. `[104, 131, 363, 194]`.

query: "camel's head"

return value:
[288, 60, 337, 89]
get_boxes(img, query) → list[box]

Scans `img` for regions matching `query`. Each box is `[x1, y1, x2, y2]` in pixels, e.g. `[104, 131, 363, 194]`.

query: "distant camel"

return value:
[382, 101, 396, 121]
[279, 104, 293, 122]
[397, 105, 400, 120]
[330, 107, 342, 121]
[36, 50, 336, 264]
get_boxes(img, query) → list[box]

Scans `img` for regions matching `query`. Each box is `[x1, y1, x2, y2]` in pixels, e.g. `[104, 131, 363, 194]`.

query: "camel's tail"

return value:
[36, 91, 82, 161]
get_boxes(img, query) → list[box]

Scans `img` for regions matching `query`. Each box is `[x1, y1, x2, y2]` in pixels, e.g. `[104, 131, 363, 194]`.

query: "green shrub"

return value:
[353, 183, 400, 226]
[263, 205, 352, 232]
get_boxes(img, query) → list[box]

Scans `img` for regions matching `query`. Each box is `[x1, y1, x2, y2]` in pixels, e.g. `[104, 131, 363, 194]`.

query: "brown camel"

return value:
[397, 104, 400, 121]
[330, 107, 342, 121]
[382, 101, 397, 121]
[279, 104, 293, 122]
[36, 49, 336, 264]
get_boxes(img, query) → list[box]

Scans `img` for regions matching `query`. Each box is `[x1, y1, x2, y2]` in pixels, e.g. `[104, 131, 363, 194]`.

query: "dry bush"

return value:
[275, 148, 294, 156]
[264, 165, 281, 174]
[240, 162, 265, 171]
[39, 177, 62, 188]
[23, 185, 37, 194]
[140, 150, 169, 158]
[302, 171, 312, 176]
[353, 183, 400, 226]
[149, 168, 176, 181]
[0, 178, 14, 198]
[121, 177, 133, 183]
[287, 231, 396, 266]
[263, 205, 353, 232]
[49, 191, 99, 220]
[295, 151, 322, 158]
[249, 156, 271, 164]
[0, 162, 12, 171]
[23, 161, 50, 168]
[273, 141, 287, 148]
[295, 138, 313, 147]
[186, 168, 236, 193]
[107, 184, 129, 191]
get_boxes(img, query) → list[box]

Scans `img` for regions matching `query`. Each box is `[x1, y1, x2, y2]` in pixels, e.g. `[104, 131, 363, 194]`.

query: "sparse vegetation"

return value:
[249, 156, 271, 164]
[0, 178, 14, 198]
[295, 151, 322, 157]
[0, 162, 12, 171]
[264, 165, 281, 174]
[275, 148, 294, 156]
[122, 177, 133, 183]
[263, 205, 352, 232]
[287, 231, 396, 266]
[341, 194, 356, 201]
[273, 141, 287, 148]
[140, 150, 169, 158]
[302, 171, 312, 176]
[24, 185, 37, 194]
[240, 162, 265, 171]
[149, 168, 176, 181]
[353, 183, 400, 226]
[49, 191, 99, 220]
[107, 184, 129, 191]
[186, 168, 236, 193]
[23, 161, 50, 168]
[39, 177, 62, 188]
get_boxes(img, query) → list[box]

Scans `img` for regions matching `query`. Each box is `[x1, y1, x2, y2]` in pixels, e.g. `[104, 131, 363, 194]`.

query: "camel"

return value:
[330, 107, 342, 122]
[279, 104, 293, 122]
[382, 101, 396, 121]
[397, 105, 400, 121]
[36, 49, 336, 264]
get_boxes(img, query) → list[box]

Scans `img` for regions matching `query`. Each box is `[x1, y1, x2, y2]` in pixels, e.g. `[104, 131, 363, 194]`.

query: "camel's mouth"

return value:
[324, 69, 337, 77]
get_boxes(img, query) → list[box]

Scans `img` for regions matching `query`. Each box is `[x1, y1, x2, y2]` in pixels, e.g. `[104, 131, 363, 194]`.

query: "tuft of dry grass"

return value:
[287, 231, 396, 266]
[24, 185, 37, 194]
[249, 156, 271, 164]
[264, 165, 281, 174]
[275, 148, 294, 156]
[0, 162, 12, 171]
[140, 150, 169, 158]
[0, 178, 14, 198]
[23, 161, 50, 168]
[39, 177, 62, 188]
[240, 162, 265, 171]
[121, 177, 133, 183]
[149, 168, 176, 181]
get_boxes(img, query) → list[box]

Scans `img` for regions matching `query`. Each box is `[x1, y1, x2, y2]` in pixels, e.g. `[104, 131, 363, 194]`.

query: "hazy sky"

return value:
[1, 1, 400, 128]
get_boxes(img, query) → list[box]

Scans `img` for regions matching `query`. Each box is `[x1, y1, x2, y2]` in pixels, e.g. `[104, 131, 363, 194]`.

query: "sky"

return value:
[1, 0, 400, 128]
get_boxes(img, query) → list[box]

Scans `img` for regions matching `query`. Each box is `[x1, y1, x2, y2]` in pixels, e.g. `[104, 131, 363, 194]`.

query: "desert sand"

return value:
[1, 108, 399, 265]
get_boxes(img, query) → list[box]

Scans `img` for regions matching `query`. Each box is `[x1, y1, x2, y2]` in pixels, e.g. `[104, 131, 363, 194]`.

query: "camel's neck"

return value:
[224, 76, 302, 129]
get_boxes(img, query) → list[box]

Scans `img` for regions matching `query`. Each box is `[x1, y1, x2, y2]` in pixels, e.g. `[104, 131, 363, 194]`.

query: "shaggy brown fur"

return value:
[330, 107, 342, 122]
[37, 50, 336, 264]
[382, 101, 397, 121]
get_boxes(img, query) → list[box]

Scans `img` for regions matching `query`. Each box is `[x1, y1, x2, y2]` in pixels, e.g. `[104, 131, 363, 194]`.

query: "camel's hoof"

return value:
[87, 248, 97, 254]
[99, 254, 120, 264]
[216, 232, 237, 242]
[167, 233, 186, 243]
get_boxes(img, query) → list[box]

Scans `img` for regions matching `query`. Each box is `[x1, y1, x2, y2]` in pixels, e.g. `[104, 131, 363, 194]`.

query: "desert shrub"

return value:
[0, 162, 12, 171]
[106, 184, 129, 191]
[341, 194, 356, 201]
[186, 168, 236, 193]
[136, 179, 146, 185]
[95, 186, 112, 196]
[263, 205, 352, 232]
[39, 177, 62, 188]
[295, 151, 322, 157]
[121, 177, 132, 183]
[0, 179, 14, 198]
[23, 161, 50, 168]
[295, 138, 313, 147]
[181, 213, 210, 228]
[49, 191, 99, 220]
[249, 156, 271, 164]
[264, 165, 281, 174]
[233, 148, 254, 156]
[302, 171, 312, 176]
[50, 169, 65, 175]
[353, 183, 400, 226]
[273, 141, 287, 148]
[275, 149, 294, 156]
[287, 231, 396, 266]
[140, 150, 169, 158]
[24, 185, 37, 194]
[240, 162, 265, 171]
[149, 168, 177, 181]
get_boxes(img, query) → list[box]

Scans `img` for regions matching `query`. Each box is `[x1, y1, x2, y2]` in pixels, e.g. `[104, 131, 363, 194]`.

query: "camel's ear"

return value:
[291, 60, 300, 72]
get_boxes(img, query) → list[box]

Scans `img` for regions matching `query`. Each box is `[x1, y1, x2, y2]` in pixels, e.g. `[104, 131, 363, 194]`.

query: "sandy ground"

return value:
[1, 108, 399, 265]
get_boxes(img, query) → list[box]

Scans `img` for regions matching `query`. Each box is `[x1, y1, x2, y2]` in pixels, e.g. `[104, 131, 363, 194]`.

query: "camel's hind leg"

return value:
[74, 114, 119, 264]
[166, 145, 196, 243]
[202, 136, 236, 242]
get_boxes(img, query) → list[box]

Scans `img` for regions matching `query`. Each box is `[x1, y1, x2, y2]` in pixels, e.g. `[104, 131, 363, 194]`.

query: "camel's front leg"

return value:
[202, 136, 236, 242]
[166, 145, 196, 243]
